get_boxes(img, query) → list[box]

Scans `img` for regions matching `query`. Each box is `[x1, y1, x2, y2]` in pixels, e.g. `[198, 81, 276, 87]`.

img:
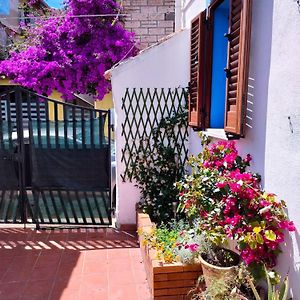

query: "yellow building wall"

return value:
[94, 92, 114, 139]
[0, 78, 15, 86]
[0, 79, 64, 121]
[48, 90, 64, 121]
[94, 92, 113, 110]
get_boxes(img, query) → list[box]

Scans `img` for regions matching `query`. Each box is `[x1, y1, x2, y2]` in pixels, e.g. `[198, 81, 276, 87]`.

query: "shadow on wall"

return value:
[276, 223, 300, 299]
[238, 0, 274, 186]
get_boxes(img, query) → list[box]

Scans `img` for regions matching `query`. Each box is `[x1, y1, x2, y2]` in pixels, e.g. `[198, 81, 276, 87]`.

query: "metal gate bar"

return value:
[0, 86, 112, 226]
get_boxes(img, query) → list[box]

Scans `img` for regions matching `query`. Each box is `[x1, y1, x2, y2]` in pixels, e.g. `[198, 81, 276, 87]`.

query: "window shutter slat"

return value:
[189, 10, 207, 128]
[224, 0, 252, 136]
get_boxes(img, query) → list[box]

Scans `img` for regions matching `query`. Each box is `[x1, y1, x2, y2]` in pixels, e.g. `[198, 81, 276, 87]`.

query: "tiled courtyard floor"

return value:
[0, 227, 151, 300]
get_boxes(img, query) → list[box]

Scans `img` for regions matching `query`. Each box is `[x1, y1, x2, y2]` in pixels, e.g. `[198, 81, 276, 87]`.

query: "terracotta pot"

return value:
[199, 249, 239, 288]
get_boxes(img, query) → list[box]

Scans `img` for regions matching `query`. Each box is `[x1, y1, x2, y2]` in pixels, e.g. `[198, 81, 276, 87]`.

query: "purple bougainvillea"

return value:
[0, 0, 137, 100]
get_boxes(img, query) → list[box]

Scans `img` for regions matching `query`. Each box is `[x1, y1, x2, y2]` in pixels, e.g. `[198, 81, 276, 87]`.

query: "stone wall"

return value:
[121, 0, 175, 49]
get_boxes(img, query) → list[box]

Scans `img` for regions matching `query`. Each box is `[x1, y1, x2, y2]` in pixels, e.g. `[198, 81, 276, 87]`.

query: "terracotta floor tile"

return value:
[132, 269, 148, 284]
[107, 248, 130, 259]
[22, 279, 54, 300]
[50, 276, 81, 300]
[108, 284, 139, 300]
[108, 259, 132, 272]
[50, 288, 80, 300]
[1, 269, 32, 284]
[0, 282, 26, 300]
[56, 261, 84, 277]
[8, 254, 39, 271]
[79, 286, 108, 300]
[84, 249, 108, 261]
[135, 283, 152, 300]
[0, 228, 150, 300]
[81, 273, 108, 288]
[60, 251, 84, 264]
[109, 269, 135, 287]
[35, 252, 62, 268]
[0, 258, 14, 276]
[29, 265, 58, 281]
[83, 260, 108, 275]
[129, 247, 142, 257]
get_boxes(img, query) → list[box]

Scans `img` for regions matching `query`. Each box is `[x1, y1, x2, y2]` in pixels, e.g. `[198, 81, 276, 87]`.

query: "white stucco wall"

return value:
[181, 0, 207, 29]
[111, 30, 190, 226]
[111, 0, 300, 293]
[185, 0, 300, 295]
[264, 1, 300, 297]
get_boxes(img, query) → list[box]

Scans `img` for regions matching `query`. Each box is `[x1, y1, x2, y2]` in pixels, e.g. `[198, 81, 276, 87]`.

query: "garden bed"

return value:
[137, 212, 204, 300]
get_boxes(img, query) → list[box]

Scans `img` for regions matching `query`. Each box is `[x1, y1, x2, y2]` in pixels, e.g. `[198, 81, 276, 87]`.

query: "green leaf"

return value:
[249, 240, 257, 250]
[246, 276, 262, 300]
[265, 266, 273, 300]
[256, 233, 264, 244]
[279, 276, 289, 300]
[265, 230, 277, 241]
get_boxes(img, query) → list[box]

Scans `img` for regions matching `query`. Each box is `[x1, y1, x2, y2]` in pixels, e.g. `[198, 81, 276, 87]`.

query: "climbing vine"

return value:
[128, 108, 188, 224]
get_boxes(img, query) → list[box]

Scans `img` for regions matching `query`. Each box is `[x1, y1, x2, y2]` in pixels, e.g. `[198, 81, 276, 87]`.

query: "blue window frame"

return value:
[210, 0, 229, 128]
[0, 0, 10, 16]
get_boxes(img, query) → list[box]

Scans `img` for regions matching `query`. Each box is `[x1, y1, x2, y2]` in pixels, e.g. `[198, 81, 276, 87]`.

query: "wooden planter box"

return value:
[137, 212, 204, 300]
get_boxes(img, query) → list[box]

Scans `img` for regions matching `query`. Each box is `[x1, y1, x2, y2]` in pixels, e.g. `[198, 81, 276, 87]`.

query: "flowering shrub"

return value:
[0, 0, 137, 100]
[176, 139, 295, 268]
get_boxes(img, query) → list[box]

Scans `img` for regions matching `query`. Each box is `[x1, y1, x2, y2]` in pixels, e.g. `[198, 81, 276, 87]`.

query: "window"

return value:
[188, 0, 252, 138]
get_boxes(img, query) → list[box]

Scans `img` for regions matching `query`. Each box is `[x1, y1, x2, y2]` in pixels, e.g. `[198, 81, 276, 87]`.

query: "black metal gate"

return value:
[0, 87, 112, 226]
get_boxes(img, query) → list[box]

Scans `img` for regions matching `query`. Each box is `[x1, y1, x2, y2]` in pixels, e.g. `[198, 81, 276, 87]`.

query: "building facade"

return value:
[121, 0, 176, 48]
[111, 0, 300, 296]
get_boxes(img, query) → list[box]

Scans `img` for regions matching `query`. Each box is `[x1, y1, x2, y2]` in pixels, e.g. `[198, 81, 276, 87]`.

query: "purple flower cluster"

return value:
[0, 0, 138, 100]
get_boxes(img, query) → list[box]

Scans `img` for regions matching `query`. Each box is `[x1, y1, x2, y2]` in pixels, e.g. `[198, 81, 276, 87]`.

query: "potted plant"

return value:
[137, 217, 204, 299]
[173, 223, 239, 287]
[197, 235, 240, 288]
[176, 137, 295, 287]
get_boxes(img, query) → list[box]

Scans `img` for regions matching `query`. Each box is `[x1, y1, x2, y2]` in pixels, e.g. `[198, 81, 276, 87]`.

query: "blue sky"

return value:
[45, 0, 64, 8]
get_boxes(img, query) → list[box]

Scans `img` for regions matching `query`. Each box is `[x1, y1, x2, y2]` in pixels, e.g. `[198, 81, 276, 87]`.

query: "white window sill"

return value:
[202, 129, 228, 140]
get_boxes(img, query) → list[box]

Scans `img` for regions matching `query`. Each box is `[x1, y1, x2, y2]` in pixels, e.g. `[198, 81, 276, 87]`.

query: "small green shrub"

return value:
[128, 108, 188, 224]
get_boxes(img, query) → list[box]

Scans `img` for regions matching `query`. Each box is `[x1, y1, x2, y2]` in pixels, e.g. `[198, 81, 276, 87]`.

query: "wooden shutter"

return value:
[189, 10, 207, 129]
[224, 0, 252, 136]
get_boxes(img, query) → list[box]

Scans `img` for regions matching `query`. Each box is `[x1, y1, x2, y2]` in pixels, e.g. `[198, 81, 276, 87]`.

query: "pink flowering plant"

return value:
[176, 136, 295, 269]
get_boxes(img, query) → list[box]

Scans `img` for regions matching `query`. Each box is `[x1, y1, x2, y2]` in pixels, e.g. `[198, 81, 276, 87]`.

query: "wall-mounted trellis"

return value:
[121, 87, 189, 181]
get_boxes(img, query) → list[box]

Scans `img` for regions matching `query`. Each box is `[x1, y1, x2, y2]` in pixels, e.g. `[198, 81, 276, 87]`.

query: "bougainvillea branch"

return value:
[176, 140, 295, 268]
[0, 0, 138, 100]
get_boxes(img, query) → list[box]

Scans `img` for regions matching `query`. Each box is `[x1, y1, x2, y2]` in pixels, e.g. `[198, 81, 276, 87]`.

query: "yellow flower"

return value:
[253, 227, 261, 234]
[137, 228, 143, 236]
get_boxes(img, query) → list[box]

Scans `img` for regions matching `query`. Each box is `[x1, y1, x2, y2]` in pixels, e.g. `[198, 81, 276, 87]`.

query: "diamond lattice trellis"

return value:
[121, 87, 189, 181]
